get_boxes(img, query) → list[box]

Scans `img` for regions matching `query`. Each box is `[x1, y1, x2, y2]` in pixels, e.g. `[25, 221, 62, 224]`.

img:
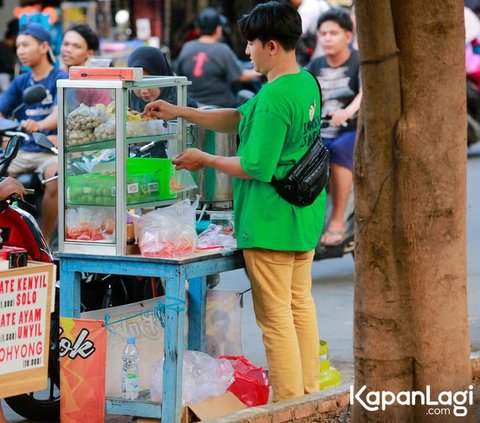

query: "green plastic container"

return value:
[319, 340, 342, 390]
[66, 158, 176, 206]
[127, 158, 176, 201]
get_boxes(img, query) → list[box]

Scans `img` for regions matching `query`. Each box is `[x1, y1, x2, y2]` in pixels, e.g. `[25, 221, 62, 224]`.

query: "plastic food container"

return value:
[66, 158, 176, 206]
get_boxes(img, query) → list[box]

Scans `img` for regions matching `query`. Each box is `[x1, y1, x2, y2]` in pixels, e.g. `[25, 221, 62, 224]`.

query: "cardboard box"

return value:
[136, 392, 246, 423]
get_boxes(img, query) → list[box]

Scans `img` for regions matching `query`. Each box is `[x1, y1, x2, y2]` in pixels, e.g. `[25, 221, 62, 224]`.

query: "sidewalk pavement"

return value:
[104, 353, 479, 423]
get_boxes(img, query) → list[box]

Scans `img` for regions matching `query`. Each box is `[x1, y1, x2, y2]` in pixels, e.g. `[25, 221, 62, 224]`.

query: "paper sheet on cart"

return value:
[81, 296, 175, 397]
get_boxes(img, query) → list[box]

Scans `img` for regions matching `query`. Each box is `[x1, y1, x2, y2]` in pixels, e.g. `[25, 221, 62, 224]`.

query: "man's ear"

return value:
[39, 41, 50, 55]
[268, 39, 279, 55]
[86, 49, 95, 59]
[345, 30, 353, 43]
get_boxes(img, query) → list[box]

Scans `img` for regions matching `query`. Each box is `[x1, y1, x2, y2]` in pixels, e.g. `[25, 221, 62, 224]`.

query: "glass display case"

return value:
[57, 76, 191, 256]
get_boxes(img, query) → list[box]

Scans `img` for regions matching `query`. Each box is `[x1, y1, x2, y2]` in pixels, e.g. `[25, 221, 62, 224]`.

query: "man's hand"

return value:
[172, 148, 209, 171]
[328, 109, 350, 127]
[142, 100, 180, 121]
[0, 177, 26, 201]
[22, 119, 43, 133]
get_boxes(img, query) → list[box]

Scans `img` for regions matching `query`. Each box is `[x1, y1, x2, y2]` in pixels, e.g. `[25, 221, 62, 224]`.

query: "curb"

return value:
[203, 384, 349, 423]
[204, 353, 480, 423]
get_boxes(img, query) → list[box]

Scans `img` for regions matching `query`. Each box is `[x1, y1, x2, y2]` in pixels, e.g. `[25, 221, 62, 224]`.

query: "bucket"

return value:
[186, 123, 237, 208]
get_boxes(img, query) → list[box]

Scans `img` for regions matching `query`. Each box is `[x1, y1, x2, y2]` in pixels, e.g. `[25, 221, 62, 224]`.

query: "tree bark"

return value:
[354, 1, 472, 421]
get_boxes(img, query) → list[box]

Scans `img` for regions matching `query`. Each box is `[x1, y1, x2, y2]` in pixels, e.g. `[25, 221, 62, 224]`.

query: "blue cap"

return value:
[19, 22, 52, 44]
[127, 336, 136, 344]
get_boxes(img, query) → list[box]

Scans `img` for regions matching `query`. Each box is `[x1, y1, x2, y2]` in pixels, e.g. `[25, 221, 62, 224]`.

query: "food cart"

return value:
[56, 74, 245, 423]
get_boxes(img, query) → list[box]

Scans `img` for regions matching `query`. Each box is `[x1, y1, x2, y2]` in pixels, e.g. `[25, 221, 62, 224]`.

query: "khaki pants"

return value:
[243, 248, 320, 401]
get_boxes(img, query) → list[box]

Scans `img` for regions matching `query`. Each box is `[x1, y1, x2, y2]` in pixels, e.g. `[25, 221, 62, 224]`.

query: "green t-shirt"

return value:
[234, 68, 326, 251]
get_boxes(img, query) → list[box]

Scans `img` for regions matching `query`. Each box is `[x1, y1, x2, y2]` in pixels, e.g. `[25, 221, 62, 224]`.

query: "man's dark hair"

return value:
[317, 7, 353, 32]
[238, 1, 302, 51]
[196, 8, 227, 36]
[5, 19, 18, 39]
[67, 24, 99, 51]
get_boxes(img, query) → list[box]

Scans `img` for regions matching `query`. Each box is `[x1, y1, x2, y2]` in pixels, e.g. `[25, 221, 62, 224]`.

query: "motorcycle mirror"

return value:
[0, 136, 20, 166]
[33, 132, 58, 155]
[23, 85, 47, 105]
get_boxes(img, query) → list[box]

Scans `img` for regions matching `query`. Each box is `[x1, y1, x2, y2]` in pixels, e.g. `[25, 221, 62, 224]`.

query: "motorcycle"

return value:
[314, 115, 355, 261]
[0, 136, 60, 420]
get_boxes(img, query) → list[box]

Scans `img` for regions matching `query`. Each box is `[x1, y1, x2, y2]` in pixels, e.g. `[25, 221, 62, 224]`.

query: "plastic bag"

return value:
[219, 355, 270, 407]
[66, 103, 107, 146]
[170, 168, 198, 194]
[135, 199, 198, 257]
[150, 350, 234, 405]
[65, 207, 115, 241]
[197, 224, 236, 250]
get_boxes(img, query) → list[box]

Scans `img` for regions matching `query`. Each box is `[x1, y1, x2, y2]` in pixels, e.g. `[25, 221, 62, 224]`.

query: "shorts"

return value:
[7, 150, 57, 178]
[323, 130, 356, 171]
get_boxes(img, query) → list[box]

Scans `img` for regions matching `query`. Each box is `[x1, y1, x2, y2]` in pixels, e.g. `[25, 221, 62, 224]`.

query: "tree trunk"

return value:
[354, 1, 472, 421]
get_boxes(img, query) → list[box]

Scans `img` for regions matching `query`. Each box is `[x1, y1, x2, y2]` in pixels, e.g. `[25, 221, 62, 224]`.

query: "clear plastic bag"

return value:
[150, 350, 234, 405]
[170, 168, 198, 194]
[197, 224, 236, 250]
[135, 199, 198, 257]
[65, 207, 115, 241]
[66, 103, 107, 145]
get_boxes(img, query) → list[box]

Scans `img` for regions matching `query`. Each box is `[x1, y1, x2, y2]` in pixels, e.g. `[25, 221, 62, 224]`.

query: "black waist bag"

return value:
[270, 137, 330, 206]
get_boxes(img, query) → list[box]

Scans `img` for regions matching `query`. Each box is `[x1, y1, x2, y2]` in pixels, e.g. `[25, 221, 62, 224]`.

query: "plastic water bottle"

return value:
[121, 336, 140, 400]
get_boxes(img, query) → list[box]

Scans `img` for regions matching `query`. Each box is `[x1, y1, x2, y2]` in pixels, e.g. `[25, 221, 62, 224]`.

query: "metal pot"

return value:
[186, 123, 237, 208]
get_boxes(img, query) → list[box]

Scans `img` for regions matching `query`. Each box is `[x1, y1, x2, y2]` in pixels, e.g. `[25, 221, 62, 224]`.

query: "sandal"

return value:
[320, 230, 347, 246]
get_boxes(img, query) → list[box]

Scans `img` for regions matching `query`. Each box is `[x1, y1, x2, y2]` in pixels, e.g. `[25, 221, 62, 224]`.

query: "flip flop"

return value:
[320, 230, 346, 246]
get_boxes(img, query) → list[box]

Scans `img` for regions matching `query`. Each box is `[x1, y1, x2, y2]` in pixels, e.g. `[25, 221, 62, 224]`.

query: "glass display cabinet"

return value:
[57, 76, 191, 256]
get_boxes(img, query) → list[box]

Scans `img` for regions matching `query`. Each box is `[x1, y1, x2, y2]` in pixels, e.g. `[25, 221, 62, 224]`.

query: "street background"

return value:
[3, 145, 480, 421]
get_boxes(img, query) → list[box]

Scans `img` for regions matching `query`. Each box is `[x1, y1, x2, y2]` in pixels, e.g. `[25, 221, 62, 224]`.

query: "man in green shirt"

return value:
[144, 1, 326, 401]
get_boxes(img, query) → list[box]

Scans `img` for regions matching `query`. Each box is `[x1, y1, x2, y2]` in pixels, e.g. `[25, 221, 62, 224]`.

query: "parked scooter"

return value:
[0, 137, 60, 420]
[314, 115, 355, 261]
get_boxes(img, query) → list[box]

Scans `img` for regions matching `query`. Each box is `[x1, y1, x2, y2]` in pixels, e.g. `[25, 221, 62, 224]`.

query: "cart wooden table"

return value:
[57, 249, 245, 423]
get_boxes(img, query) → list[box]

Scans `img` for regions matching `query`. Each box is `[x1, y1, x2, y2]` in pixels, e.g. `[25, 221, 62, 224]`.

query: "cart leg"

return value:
[188, 276, 207, 351]
[162, 272, 187, 423]
[60, 263, 81, 318]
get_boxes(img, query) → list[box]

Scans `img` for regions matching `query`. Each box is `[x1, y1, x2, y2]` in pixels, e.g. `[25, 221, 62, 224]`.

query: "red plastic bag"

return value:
[220, 355, 270, 407]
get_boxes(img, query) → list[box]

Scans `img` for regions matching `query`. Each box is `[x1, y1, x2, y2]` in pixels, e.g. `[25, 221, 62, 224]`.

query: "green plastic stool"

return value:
[319, 340, 342, 390]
